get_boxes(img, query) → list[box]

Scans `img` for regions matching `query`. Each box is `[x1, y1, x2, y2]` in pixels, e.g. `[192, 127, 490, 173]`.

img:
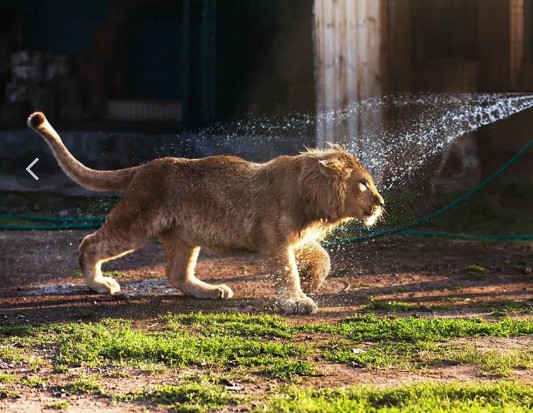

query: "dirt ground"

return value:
[0, 230, 532, 411]
[1, 230, 531, 321]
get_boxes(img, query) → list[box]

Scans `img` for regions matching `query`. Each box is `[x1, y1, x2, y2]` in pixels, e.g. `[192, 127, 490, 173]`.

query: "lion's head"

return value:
[298, 148, 384, 227]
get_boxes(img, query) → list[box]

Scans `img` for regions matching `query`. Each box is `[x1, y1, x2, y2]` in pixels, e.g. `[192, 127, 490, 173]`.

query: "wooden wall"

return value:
[313, 0, 386, 150]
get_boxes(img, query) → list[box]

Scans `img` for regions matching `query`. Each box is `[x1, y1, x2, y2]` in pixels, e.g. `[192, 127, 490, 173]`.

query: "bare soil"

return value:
[0, 230, 532, 411]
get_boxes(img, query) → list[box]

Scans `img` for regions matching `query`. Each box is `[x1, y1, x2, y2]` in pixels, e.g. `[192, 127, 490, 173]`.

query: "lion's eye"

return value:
[358, 182, 368, 192]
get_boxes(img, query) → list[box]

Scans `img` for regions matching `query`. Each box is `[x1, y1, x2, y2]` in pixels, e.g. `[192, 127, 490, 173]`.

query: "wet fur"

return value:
[27, 112, 384, 314]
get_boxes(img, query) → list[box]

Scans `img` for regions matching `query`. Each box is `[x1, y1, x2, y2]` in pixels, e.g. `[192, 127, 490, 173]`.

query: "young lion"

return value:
[28, 112, 384, 314]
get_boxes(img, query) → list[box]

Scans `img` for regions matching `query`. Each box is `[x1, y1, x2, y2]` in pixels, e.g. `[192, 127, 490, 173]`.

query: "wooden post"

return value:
[510, 0, 524, 88]
[313, 0, 385, 163]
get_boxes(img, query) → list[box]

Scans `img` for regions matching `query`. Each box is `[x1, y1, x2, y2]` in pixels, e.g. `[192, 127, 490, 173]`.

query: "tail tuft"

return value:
[27, 112, 46, 129]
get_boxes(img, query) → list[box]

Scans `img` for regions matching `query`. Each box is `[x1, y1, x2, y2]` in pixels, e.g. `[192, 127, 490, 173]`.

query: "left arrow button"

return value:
[26, 158, 39, 180]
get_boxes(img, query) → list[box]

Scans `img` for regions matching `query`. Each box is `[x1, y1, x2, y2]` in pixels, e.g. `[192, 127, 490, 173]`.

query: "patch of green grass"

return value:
[165, 312, 293, 338]
[0, 374, 17, 383]
[0, 345, 26, 363]
[54, 319, 306, 379]
[0, 343, 48, 370]
[2, 313, 532, 388]
[0, 390, 18, 399]
[105, 370, 131, 379]
[363, 300, 413, 312]
[325, 339, 532, 377]
[262, 359, 319, 380]
[263, 381, 533, 413]
[44, 400, 70, 410]
[323, 341, 438, 370]
[0, 325, 37, 337]
[446, 346, 533, 377]
[362, 300, 452, 313]
[461, 264, 490, 280]
[463, 264, 488, 274]
[117, 381, 241, 413]
[63, 376, 103, 395]
[332, 314, 533, 342]
[482, 301, 533, 317]
[21, 376, 47, 388]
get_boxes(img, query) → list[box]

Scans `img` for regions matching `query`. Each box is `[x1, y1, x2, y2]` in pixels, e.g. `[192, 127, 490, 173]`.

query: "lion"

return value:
[27, 112, 384, 314]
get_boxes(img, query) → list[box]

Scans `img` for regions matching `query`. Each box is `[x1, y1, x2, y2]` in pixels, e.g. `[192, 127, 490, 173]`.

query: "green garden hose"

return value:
[1, 140, 532, 243]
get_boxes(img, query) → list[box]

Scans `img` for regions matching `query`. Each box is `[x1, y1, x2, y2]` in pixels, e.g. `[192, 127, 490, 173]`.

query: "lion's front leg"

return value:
[295, 240, 331, 294]
[267, 247, 318, 314]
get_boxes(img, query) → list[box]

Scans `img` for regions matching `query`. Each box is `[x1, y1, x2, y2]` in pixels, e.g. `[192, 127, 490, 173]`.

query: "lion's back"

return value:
[123, 155, 266, 251]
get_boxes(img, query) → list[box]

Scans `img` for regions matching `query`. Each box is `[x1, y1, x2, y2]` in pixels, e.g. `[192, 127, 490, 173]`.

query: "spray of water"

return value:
[190, 92, 533, 190]
[336, 93, 533, 188]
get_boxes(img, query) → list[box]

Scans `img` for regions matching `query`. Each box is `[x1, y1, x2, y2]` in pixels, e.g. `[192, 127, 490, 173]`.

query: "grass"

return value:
[323, 341, 438, 370]
[2, 313, 531, 381]
[261, 359, 319, 380]
[1, 312, 532, 410]
[362, 300, 453, 313]
[44, 401, 70, 410]
[324, 341, 533, 376]
[62, 376, 103, 395]
[263, 381, 533, 413]
[0, 342, 48, 370]
[168, 312, 533, 341]
[117, 379, 241, 413]
[444, 346, 532, 376]
[363, 300, 414, 312]
[482, 301, 533, 317]
[51, 318, 308, 378]
[165, 312, 293, 338]
[0, 390, 19, 399]
[0, 374, 17, 383]
[463, 264, 487, 273]
[331, 314, 533, 342]
[20, 376, 47, 388]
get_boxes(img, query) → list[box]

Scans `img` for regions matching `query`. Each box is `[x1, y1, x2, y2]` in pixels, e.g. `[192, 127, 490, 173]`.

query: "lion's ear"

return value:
[318, 158, 353, 179]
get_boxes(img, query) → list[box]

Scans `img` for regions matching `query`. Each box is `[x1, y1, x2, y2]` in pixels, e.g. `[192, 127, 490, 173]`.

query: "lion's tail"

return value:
[27, 112, 138, 192]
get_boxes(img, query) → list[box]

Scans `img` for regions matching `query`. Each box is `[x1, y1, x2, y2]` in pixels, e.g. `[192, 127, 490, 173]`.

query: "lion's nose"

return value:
[375, 195, 384, 207]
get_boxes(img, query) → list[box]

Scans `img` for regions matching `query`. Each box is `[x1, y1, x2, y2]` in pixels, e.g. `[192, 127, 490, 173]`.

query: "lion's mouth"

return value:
[363, 206, 383, 226]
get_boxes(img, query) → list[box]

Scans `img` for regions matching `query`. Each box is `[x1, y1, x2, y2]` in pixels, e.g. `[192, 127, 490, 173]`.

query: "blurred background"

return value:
[0, 0, 531, 235]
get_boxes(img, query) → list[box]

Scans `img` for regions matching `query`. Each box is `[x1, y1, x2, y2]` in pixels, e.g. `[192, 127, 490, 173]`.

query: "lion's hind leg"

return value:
[79, 205, 154, 294]
[79, 231, 142, 295]
[160, 234, 233, 299]
[295, 240, 331, 294]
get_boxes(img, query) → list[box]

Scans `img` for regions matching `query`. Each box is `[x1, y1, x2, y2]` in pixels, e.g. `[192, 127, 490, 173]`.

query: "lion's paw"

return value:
[278, 295, 318, 314]
[87, 277, 121, 295]
[181, 282, 234, 300]
[213, 284, 234, 299]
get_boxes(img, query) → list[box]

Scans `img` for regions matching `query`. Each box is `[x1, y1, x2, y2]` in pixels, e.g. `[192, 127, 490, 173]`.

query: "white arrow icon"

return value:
[26, 158, 39, 180]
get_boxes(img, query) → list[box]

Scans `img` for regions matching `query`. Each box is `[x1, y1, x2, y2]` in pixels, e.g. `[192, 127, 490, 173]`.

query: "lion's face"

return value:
[344, 169, 384, 226]
[318, 152, 384, 226]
